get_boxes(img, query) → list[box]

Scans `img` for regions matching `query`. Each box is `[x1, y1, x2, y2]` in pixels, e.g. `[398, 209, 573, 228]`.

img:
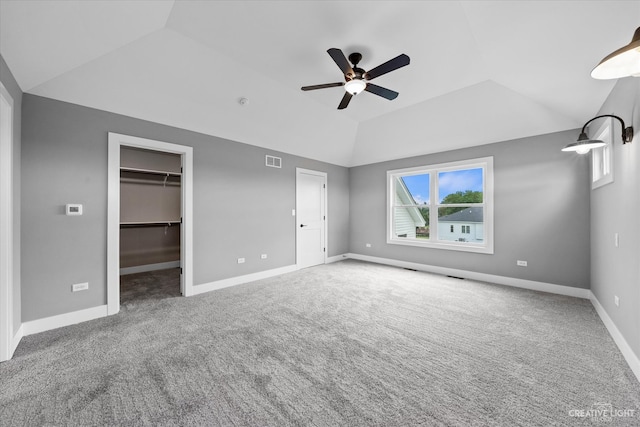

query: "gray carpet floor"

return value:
[1, 260, 639, 426]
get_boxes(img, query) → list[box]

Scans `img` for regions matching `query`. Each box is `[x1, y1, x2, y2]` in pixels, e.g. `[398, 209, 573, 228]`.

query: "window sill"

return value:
[387, 238, 494, 254]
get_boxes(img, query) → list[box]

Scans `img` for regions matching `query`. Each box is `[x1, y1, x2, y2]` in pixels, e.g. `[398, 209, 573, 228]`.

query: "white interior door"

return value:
[296, 168, 326, 269]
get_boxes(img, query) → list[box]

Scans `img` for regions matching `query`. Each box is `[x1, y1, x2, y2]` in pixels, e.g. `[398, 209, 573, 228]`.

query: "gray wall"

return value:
[0, 54, 22, 335]
[349, 129, 591, 289]
[590, 77, 640, 358]
[21, 94, 349, 322]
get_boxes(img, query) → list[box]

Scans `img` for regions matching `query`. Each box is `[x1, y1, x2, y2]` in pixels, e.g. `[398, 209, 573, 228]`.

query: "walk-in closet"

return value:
[119, 146, 182, 303]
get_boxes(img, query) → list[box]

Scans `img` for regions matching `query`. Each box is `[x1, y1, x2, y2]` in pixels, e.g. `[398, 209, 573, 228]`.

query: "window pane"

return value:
[393, 206, 429, 239]
[438, 168, 483, 203]
[399, 174, 430, 205]
[437, 207, 484, 242]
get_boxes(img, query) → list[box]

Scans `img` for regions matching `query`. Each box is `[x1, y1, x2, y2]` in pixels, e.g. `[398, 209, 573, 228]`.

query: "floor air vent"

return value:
[265, 155, 282, 168]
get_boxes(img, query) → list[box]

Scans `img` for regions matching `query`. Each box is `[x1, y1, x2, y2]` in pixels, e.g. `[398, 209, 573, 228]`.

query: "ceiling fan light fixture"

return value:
[345, 79, 367, 95]
[591, 27, 640, 79]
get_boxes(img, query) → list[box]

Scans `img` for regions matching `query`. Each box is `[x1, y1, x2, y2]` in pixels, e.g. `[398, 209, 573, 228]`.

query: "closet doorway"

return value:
[107, 133, 193, 315]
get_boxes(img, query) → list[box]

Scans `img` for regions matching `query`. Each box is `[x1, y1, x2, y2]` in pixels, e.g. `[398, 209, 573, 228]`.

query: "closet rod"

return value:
[119, 177, 180, 186]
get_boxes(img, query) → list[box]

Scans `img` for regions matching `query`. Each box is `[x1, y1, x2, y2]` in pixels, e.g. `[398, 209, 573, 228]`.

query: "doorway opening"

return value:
[107, 133, 193, 315]
[119, 147, 182, 305]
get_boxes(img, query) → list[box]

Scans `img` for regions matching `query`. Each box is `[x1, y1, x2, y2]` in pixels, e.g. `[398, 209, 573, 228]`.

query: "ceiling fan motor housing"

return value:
[349, 67, 366, 81]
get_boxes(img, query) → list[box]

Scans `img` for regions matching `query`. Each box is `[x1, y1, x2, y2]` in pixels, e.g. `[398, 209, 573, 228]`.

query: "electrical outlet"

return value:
[261, 254, 267, 259]
[614, 295, 619, 307]
[366, 243, 372, 248]
[72, 282, 89, 292]
[237, 258, 245, 264]
[517, 260, 527, 267]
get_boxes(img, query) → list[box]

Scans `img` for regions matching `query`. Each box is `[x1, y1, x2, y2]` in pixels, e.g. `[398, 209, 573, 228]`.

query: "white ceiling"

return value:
[1, 1, 638, 166]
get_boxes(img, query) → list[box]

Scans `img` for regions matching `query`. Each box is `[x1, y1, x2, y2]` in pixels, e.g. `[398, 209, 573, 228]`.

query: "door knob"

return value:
[300, 224, 307, 227]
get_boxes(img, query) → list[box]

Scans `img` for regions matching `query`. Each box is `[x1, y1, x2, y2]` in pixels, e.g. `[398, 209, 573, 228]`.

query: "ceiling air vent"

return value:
[265, 155, 282, 168]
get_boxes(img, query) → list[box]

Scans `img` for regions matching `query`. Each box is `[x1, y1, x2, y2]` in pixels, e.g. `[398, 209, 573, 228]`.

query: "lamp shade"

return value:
[562, 132, 606, 154]
[591, 27, 640, 79]
[345, 79, 367, 95]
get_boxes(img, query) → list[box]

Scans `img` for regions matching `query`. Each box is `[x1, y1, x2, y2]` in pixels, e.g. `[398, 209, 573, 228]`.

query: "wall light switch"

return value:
[614, 233, 619, 248]
[66, 204, 83, 216]
[261, 254, 267, 259]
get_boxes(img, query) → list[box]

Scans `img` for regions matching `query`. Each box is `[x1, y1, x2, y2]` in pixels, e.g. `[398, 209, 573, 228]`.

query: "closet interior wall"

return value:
[120, 147, 181, 273]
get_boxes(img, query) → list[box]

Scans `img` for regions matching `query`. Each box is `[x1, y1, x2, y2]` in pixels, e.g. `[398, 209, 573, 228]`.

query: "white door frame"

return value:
[107, 133, 194, 315]
[0, 82, 15, 361]
[295, 168, 328, 268]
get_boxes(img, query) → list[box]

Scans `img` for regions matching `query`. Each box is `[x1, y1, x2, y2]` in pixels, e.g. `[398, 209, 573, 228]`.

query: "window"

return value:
[591, 117, 614, 189]
[387, 157, 493, 254]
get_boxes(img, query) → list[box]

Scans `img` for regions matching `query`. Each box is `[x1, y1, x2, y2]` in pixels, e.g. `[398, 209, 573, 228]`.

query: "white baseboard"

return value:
[346, 253, 591, 299]
[192, 265, 298, 296]
[11, 324, 23, 355]
[22, 305, 108, 336]
[326, 254, 349, 264]
[20, 264, 299, 335]
[590, 293, 640, 383]
[120, 261, 180, 276]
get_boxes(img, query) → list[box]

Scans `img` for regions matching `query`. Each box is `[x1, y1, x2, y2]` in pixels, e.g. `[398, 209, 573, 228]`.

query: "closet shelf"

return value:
[120, 221, 181, 228]
[120, 166, 181, 176]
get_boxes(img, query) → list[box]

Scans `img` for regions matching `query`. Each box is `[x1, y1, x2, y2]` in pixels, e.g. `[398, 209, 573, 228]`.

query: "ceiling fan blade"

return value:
[337, 92, 353, 110]
[364, 83, 399, 100]
[301, 82, 344, 91]
[327, 48, 354, 77]
[365, 54, 410, 80]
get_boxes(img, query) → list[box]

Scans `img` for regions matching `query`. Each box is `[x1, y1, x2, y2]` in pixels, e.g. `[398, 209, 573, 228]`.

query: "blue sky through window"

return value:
[438, 168, 483, 202]
[401, 174, 429, 205]
[402, 168, 483, 204]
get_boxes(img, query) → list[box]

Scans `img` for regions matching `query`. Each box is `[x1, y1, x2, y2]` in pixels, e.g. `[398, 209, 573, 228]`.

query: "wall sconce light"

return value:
[562, 114, 634, 154]
[591, 27, 640, 79]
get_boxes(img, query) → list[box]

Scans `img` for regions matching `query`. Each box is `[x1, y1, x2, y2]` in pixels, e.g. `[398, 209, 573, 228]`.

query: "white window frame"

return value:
[591, 118, 614, 189]
[387, 156, 494, 254]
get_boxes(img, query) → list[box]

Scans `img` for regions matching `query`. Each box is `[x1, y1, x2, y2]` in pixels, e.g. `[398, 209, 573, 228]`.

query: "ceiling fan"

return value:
[301, 48, 410, 110]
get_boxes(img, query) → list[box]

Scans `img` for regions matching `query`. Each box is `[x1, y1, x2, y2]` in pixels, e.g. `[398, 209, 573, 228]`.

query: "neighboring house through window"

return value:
[388, 157, 494, 254]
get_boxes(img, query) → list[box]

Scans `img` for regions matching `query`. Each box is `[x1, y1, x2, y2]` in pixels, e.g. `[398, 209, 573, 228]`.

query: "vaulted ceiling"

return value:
[1, 1, 638, 166]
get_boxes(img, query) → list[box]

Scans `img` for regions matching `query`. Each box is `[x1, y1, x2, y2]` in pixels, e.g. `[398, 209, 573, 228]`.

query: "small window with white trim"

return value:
[591, 117, 614, 189]
[387, 157, 494, 254]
